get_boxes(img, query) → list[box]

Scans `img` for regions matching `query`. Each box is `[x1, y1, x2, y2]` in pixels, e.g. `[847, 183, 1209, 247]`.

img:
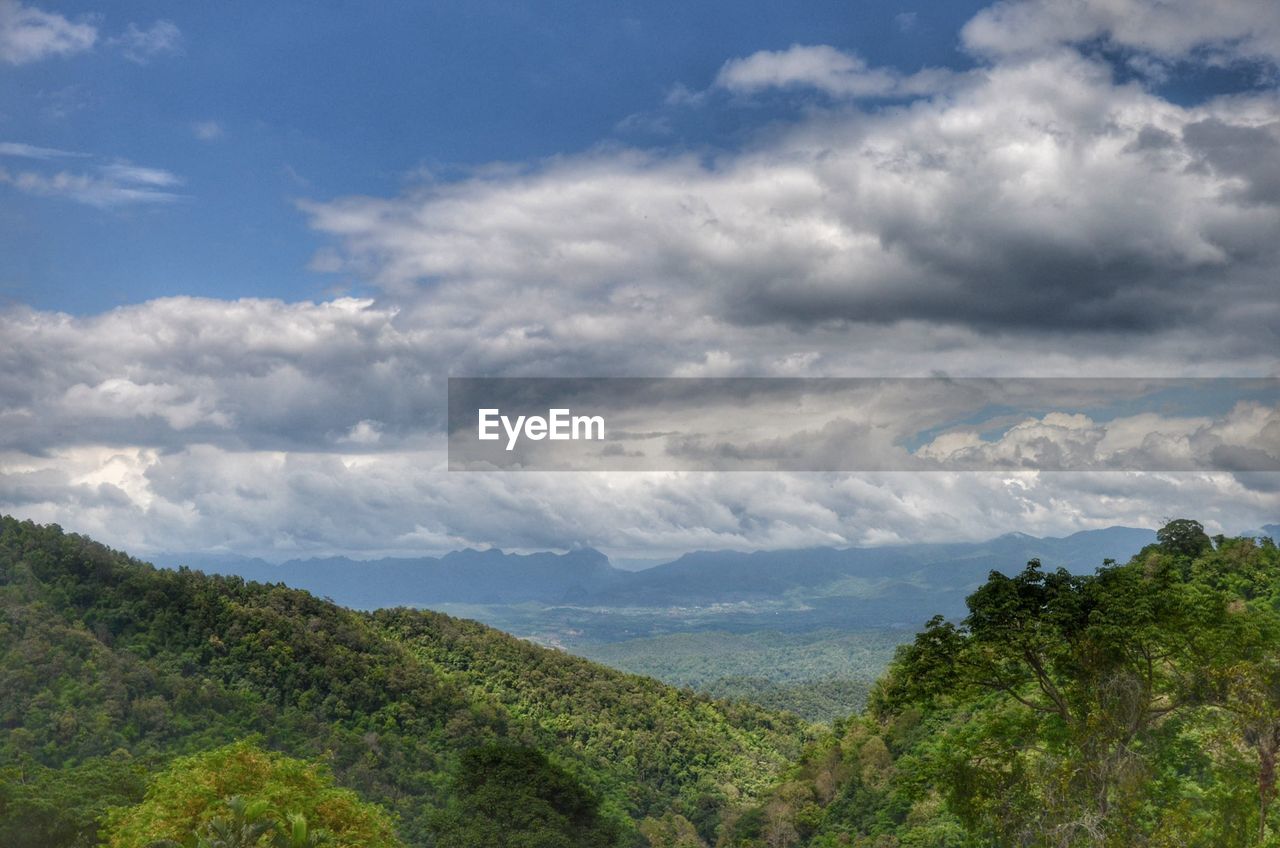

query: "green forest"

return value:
[575, 629, 907, 722]
[2, 514, 1279, 847]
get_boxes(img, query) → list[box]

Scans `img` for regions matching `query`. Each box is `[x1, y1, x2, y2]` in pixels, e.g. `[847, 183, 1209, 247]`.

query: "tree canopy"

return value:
[101, 741, 402, 848]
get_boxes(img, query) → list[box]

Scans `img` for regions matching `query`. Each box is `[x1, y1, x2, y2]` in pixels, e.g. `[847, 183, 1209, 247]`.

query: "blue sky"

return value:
[1, 0, 993, 313]
[0, 0, 1277, 557]
[2, 0, 1272, 313]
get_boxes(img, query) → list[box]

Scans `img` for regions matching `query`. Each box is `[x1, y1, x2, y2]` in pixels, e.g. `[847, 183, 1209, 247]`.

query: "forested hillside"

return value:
[718, 522, 1280, 847]
[0, 516, 806, 847]
[4, 515, 1277, 847]
[576, 629, 909, 722]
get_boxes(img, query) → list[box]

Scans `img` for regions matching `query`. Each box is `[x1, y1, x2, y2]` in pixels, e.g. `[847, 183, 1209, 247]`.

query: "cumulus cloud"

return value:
[916, 402, 1280, 472]
[2, 443, 1275, 559]
[0, 297, 427, 455]
[2, 435, 1269, 561]
[714, 44, 957, 99]
[0, 296, 1273, 557]
[962, 0, 1280, 68]
[338, 420, 384, 446]
[2, 0, 1278, 556]
[0, 0, 95, 65]
[305, 50, 1280, 344]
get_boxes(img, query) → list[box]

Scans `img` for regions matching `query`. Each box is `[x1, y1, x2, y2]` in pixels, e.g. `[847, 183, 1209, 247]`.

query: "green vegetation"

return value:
[378, 609, 807, 819]
[0, 515, 804, 847]
[720, 522, 1280, 847]
[694, 678, 873, 725]
[429, 743, 619, 848]
[573, 629, 907, 722]
[3, 514, 1278, 847]
[102, 741, 402, 848]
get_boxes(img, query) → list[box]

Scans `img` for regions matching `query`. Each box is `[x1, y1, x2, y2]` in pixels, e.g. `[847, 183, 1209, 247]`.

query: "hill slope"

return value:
[719, 525, 1280, 847]
[0, 516, 807, 847]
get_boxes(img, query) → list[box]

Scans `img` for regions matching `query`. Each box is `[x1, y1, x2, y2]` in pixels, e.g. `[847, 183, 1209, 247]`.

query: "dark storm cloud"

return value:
[1183, 118, 1280, 205]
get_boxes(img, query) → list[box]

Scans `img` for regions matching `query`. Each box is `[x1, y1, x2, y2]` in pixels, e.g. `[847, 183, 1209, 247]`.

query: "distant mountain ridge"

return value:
[155, 526, 1176, 615]
[157, 546, 622, 608]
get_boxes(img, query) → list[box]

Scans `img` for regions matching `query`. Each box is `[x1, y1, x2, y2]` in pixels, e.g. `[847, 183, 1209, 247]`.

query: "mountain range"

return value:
[153, 525, 1261, 614]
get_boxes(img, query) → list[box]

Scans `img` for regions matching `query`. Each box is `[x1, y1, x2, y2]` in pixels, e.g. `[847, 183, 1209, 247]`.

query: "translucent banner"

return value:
[447, 378, 1280, 472]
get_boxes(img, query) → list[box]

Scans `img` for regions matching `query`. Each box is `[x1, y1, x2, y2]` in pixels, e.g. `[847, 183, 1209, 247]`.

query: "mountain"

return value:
[156, 527, 1158, 618]
[610, 526, 1158, 604]
[0, 516, 806, 847]
[155, 546, 626, 607]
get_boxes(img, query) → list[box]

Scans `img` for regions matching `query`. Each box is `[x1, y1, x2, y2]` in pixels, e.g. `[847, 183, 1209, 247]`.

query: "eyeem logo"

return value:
[478, 408, 605, 451]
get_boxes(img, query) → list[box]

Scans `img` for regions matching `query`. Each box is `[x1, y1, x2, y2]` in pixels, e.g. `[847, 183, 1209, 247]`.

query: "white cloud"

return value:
[0, 0, 95, 65]
[962, 0, 1280, 67]
[0, 297, 416, 455]
[304, 50, 1280, 347]
[715, 44, 955, 98]
[1, 160, 183, 206]
[192, 120, 223, 141]
[1, 0, 1278, 557]
[98, 162, 181, 188]
[0, 140, 86, 159]
[0, 295, 1274, 557]
[915, 403, 1280, 471]
[339, 419, 384, 446]
[0, 143, 184, 207]
[2, 443, 1274, 560]
[109, 19, 181, 64]
[60, 378, 232, 431]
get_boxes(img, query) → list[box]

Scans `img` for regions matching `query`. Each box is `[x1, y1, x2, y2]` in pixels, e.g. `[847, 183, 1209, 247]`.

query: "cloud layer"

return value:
[962, 0, 1280, 67]
[307, 50, 1280, 345]
[2, 0, 1277, 557]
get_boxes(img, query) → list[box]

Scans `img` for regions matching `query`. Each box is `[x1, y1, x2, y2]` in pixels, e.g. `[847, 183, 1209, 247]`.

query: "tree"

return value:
[638, 813, 706, 848]
[429, 743, 620, 848]
[1157, 518, 1213, 558]
[885, 557, 1207, 844]
[102, 741, 401, 848]
[272, 813, 332, 848]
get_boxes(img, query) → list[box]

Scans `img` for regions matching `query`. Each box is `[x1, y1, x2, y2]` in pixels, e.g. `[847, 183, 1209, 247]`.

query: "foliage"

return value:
[5, 514, 1279, 848]
[574, 629, 904, 722]
[377, 607, 809, 827]
[102, 741, 400, 848]
[0, 753, 148, 848]
[723, 521, 1280, 848]
[0, 515, 803, 847]
[428, 743, 619, 848]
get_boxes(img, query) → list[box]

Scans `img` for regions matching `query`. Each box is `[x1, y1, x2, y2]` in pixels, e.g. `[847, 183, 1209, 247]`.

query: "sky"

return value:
[0, 0, 1278, 560]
